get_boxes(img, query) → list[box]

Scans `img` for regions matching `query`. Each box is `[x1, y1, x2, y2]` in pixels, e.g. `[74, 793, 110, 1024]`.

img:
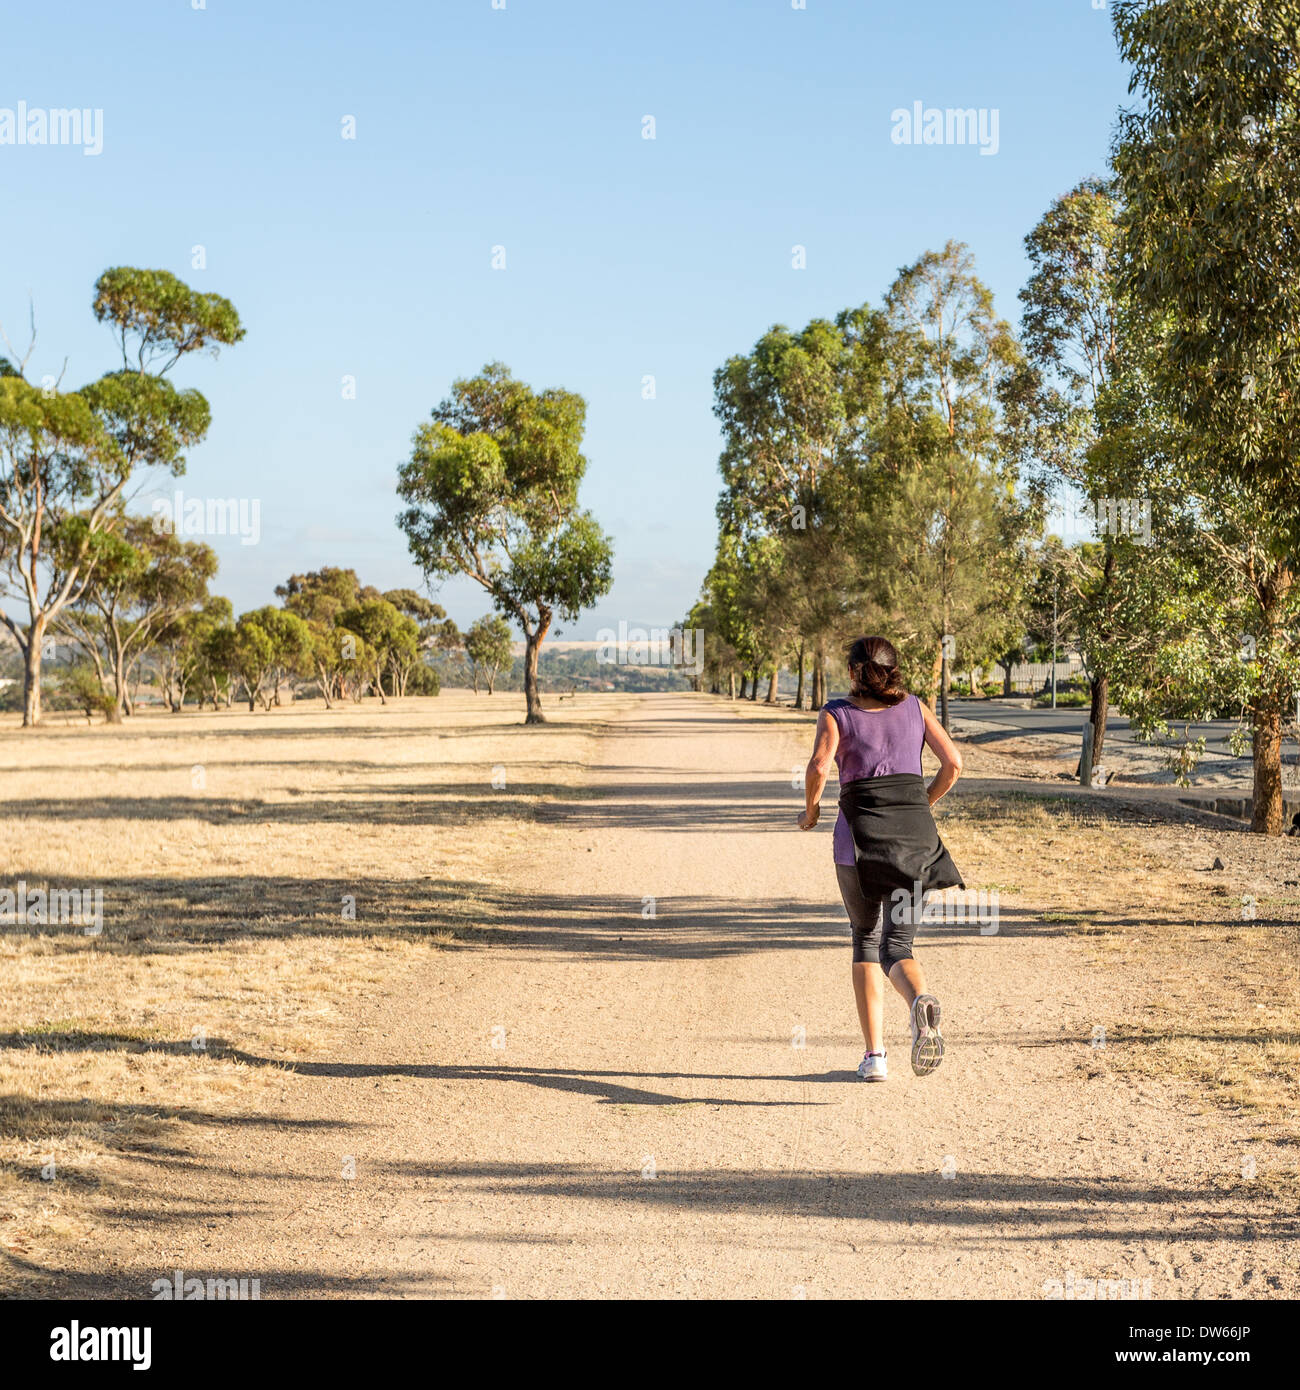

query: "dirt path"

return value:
[45, 694, 1297, 1299]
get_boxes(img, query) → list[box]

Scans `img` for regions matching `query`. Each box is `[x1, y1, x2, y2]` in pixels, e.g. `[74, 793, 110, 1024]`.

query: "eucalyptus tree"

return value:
[276, 567, 378, 706]
[1088, 317, 1300, 834]
[0, 268, 242, 724]
[1110, 0, 1300, 831]
[158, 595, 232, 711]
[682, 595, 739, 696]
[1005, 178, 1126, 760]
[712, 317, 873, 707]
[1112, 0, 1300, 546]
[463, 614, 513, 694]
[231, 606, 311, 711]
[338, 598, 419, 703]
[384, 588, 455, 695]
[57, 513, 217, 717]
[872, 242, 1030, 721]
[398, 363, 613, 724]
[699, 533, 769, 702]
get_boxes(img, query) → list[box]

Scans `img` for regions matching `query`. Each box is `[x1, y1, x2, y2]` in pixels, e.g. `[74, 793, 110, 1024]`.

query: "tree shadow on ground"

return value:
[369, 1160, 1291, 1242]
[2, 1252, 451, 1300]
[0, 1090, 356, 1141]
[0, 871, 1172, 957]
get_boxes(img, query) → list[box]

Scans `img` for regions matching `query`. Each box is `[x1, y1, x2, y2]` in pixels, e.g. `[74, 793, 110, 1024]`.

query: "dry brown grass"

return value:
[731, 697, 1300, 1168]
[0, 689, 638, 1266]
[941, 792, 1300, 1165]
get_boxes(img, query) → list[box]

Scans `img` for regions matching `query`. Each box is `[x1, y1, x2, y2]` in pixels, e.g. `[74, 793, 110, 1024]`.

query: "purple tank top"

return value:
[827, 694, 925, 865]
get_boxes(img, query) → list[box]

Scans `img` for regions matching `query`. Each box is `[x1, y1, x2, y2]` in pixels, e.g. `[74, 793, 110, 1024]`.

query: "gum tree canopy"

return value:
[1112, 0, 1300, 540]
[1112, 0, 1300, 832]
[397, 363, 614, 724]
[0, 267, 243, 725]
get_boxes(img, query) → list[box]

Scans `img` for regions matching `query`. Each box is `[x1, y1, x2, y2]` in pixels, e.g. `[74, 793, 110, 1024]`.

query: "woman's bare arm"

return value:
[919, 700, 964, 806]
[799, 710, 839, 829]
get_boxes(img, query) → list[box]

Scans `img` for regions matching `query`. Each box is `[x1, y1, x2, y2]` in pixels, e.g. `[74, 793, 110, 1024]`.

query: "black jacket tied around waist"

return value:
[837, 772, 965, 899]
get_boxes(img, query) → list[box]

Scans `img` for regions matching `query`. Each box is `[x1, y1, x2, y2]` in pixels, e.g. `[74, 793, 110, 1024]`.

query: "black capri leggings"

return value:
[836, 864, 917, 972]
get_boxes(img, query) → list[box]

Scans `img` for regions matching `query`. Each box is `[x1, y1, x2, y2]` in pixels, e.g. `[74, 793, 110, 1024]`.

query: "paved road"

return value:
[951, 697, 1299, 763]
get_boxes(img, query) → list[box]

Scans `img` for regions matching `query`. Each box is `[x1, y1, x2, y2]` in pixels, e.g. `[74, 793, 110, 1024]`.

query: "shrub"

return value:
[56, 664, 119, 721]
[406, 662, 441, 696]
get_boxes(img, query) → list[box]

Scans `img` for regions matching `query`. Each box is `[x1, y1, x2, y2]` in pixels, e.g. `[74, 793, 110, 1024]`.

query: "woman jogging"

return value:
[798, 635, 965, 1082]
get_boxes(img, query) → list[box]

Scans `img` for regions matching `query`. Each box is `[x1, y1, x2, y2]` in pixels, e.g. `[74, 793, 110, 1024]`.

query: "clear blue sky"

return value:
[1, 0, 1130, 638]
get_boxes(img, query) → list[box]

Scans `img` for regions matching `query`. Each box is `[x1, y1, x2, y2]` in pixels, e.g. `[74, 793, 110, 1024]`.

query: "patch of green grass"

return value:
[1032, 690, 1091, 708]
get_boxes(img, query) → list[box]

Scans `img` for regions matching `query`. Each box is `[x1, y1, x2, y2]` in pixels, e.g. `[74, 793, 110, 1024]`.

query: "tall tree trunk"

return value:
[811, 651, 825, 710]
[22, 627, 43, 726]
[749, 666, 759, 701]
[104, 619, 130, 719]
[738, 673, 748, 700]
[795, 643, 805, 710]
[928, 646, 943, 714]
[765, 666, 779, 703]
[998, 659, 1012, 697]
[1076, 674, 1110, 776]
[939, 595, 951, 730]
[728, 671, 737, 700]
[1251, 700, 1284, 835]
[523, 615, 549, 724]
[121, 651, 137, 717]
[1094, 674, 1109, 758]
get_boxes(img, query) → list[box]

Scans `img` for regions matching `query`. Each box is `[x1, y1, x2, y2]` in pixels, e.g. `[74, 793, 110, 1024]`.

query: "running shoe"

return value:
[857, 1051, 888, 1082]
[909, 994, 944, 1076]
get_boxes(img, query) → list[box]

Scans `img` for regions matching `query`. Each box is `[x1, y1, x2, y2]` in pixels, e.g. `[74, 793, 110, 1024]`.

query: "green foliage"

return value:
[338, 599, 419, 703]
[0, 266, 241, 724]
[55, 662, 119, 721]
[93, 267, 245, 373]
[463, 614, 514, 694]
[79, 371, 210, 479]
[161, 594, 233, 709]
[405, 662, 441, 696]
[57, 513, 219, 714]
[712, 316, 871, 701]
[1112, 0, 1300, 543]
[397, 363, 614, 722]
[231, 606, 312, 710]
[1160, 732, 1207, 789]
[277, 568, 377, 704]
[703, 242, 1033, 708]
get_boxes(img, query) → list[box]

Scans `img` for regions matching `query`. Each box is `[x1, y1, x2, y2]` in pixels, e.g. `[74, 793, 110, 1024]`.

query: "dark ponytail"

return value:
[846, 635, 908, 706]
